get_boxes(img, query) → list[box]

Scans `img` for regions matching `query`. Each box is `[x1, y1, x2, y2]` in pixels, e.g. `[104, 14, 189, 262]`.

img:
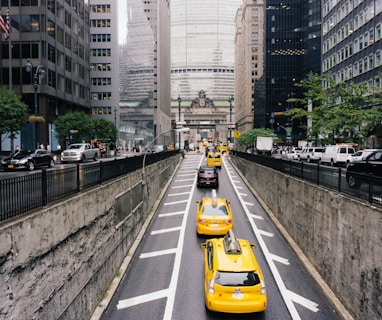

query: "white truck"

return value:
[256, 136, 274, 155]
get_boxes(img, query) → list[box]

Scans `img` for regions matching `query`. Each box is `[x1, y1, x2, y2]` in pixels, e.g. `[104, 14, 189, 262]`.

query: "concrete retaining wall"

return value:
[0, 155, 180, 320]
[230, 156, 381, 320]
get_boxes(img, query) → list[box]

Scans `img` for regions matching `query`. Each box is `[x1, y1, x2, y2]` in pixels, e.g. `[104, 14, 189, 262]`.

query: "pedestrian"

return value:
[57, 143, 61, 154]
[47, 144, 51, 153]
[40, 143, 45, 149]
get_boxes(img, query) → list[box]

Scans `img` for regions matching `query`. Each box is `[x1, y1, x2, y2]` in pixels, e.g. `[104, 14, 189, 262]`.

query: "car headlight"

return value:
[19, 159, 28, 165]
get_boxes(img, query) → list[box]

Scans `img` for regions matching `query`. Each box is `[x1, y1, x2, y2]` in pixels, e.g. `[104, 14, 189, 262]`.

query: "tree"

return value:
[91, 118, 117, 142]
[54, 112, 117, 144]
[0, 87, 29, 153]
[237, 128, 276, 148]
[287, 72, 382, 146]
[54, 111, 93, 143]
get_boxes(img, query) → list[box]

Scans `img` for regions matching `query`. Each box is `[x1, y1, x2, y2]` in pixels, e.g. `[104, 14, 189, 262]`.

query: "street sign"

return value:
[234, 130, 241, 138]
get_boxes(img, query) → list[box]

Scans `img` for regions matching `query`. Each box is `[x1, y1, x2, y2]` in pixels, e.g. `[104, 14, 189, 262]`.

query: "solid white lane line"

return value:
[117, 289, 169, 310]
[164, 200, 188, 206]
[287, 290, 320, 312]
[172, 184, 193, 189]
[250, 213, 264, 220]
[151, 227, 181, 235]
[139, 248, 177, 259]
[174, 178, 195, 182]
[258, 230, 274, 237]
[168, 192, 190, 197]
[158, 211, 184, 217]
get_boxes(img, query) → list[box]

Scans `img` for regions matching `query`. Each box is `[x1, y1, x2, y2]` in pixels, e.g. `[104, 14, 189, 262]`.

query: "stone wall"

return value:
[0, 155, 180, 320]
[230, 156, 381, 320]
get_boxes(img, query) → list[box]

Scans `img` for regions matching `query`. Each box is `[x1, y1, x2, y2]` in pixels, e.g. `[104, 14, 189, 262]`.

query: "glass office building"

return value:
[171, 0, 242, 100]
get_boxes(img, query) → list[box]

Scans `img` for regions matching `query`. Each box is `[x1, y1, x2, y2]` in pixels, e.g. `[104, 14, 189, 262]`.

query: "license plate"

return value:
[206, 182, 210, 185]
[232, 292, 244, 299]
[7, 164, 14, 169]
[211, 223, 218, 227]
[67, 157, 72, 160]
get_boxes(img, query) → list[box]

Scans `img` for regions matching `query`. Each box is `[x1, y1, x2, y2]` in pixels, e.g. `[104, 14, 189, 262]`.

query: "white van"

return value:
[320, 144, 355, 166]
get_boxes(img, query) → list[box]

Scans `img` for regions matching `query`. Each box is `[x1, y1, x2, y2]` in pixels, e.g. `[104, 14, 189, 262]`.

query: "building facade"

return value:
[251, 0, 321, 145]
[234, 0, 265, 134]
[0, 0, 91, 152]
[118, 0, 171, 150]
[89, 1, 120, 135]
[170, 0, 242, 101]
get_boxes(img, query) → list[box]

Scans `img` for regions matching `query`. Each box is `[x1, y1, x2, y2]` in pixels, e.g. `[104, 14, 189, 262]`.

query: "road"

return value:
[98, 153, 342, 320]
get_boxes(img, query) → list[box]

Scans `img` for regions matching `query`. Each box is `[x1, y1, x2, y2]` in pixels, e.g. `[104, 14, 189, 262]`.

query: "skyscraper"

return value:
[118, 0, 171, 149]
[171, 0, 242, 100]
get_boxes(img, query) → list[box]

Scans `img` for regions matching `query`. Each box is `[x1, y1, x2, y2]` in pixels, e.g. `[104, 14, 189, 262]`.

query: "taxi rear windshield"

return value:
[202, 204, 228, 216]
[215, 271, 260, 286]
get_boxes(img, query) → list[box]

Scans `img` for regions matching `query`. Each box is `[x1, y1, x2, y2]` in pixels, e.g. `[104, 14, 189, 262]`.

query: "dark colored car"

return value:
[346, 149, 382, 188]
[1, 149, 55, 171]
[197, 165, 219, 188]
[205, 145, 215, 156]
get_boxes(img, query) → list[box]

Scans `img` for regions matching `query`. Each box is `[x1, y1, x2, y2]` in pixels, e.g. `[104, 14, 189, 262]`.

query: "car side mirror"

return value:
[200, 243, 206, 248]
[250, 243, 257, 248]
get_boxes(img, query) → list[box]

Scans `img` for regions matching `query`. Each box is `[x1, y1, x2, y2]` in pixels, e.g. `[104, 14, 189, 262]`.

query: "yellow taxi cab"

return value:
[207, 151, 222, 169]
[200, 230, 267, 313]
[196, 190, 233, 235]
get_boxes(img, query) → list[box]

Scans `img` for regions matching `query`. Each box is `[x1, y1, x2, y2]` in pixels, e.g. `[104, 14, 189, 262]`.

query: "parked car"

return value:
[349, 149, 378, 163]
[61, 143, 98, 163]
[200, 230, 267, 313]
[346, 150, 382, 188]
[1, 149, 55, 171]
[298, 146, 325, 162]
[320, 144, 355, 166]
[196, 190, 233, 236]
[284, 147, 302, 160]
[197, 166, 219, 188]
[149, 144, 167, 153]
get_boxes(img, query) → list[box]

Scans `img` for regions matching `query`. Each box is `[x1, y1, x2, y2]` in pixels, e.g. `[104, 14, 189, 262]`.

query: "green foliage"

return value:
[0, 87, 29, 139]
[54, 112, 117, 143]
[287, 72, 382, 146]
[237, 128, 276, 147]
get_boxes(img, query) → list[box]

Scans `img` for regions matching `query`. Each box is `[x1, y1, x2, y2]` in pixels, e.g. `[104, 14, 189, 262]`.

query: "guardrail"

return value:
[0, 151, 179, 222]
[234, 151, 382, 206]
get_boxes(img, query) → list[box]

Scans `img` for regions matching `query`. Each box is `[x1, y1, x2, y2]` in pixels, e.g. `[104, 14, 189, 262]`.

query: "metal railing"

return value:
[234, 151, 382, 206]
[0, 151, 179, 222]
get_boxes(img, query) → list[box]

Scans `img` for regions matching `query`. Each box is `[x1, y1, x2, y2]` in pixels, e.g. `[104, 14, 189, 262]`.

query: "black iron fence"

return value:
[234, 151, 382, 206]
[0, 151, 179, 222]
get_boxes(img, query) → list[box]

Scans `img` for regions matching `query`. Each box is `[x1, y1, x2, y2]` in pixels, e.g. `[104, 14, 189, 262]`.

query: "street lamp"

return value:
[25, 58, 46, 148]
[228, 95, 234, 143]
[177, 95, 182, 149]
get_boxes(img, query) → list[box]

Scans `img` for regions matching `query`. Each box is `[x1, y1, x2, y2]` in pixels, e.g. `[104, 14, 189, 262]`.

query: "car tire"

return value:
[49, 159, 55, 167]
[307, 157, 311, 163]
[93, 153, 98, 161]
[347, 174, 361, 189]
[330, 159, 335, 167]
[28, 162, 35, 171]
[80, 155, 85, 163]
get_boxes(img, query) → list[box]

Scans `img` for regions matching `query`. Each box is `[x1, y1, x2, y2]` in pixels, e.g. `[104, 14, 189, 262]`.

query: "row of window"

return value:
[91, 5, 111, 13]
[91, 92, 112, 100]
[91, 48, 111, 57]
[323, 50, 382, 82]
[91, 78, 112, 86]
[48, 44, 86, 79]
[90, 34, 111, 42]
[46, 69, 87, 100]
[323, 23, 381, 54]
[91, 107, 113, 115]
[90, 19, 111, 28]
[90, 63, 112, 71]
[323, 0, 382, 36]
[171, 68, 234, 73]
